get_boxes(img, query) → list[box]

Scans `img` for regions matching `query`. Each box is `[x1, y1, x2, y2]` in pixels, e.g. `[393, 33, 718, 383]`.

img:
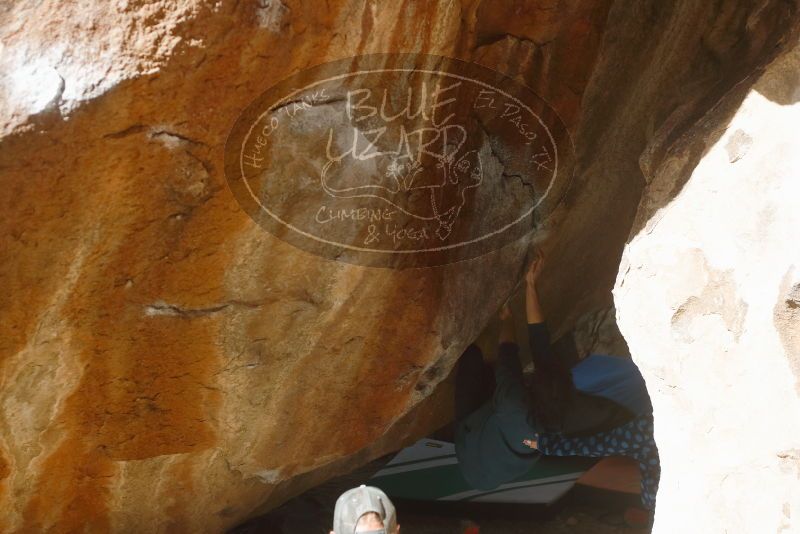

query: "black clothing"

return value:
[527, 322, 636, 437]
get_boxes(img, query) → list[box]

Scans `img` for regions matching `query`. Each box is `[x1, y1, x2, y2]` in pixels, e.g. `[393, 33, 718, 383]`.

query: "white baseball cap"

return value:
[332, 485, 397, 534]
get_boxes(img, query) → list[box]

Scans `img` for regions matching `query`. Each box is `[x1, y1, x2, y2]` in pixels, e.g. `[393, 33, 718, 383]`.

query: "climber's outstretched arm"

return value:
[526, 247, 546, 324]
[525, 248, 554, 366]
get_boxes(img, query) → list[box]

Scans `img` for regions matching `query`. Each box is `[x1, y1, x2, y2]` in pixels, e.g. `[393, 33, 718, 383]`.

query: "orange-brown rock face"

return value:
[0, 0, 797, 532]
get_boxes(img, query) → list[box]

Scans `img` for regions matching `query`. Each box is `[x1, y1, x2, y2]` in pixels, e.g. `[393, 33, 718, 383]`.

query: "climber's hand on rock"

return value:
[525, 248, 547, 323]
[525, 248, 545, 288]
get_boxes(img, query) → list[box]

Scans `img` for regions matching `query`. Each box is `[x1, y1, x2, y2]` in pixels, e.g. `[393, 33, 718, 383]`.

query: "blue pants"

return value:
[537, 412, 660, 509]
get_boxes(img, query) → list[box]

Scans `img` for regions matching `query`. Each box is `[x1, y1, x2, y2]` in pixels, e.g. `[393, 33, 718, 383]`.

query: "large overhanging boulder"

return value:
[0, 1, 798, 532]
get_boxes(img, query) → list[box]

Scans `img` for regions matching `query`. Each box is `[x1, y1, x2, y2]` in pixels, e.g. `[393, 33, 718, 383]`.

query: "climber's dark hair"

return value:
[524, 360, 575, 434]
[525, 360, 638, 437]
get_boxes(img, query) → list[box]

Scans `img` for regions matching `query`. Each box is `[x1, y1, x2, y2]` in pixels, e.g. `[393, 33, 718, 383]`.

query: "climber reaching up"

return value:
[521, 249, 661, 517]
[452, 247, 660, 519]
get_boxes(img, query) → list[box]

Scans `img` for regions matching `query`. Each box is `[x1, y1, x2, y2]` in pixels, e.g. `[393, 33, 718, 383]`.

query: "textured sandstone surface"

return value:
[614, 39, 800, 534]
[0, 0, 798, 532]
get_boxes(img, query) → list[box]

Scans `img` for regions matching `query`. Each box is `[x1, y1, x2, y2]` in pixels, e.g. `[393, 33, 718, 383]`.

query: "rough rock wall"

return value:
[614, 37, 800, 534]
[0, 1, 611, 532]
[542, 0, 800, 338]
[0, 0, 798, 532]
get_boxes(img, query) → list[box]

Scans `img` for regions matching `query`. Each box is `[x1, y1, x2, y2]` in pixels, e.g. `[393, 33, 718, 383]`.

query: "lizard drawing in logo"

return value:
[320, 123, 483, 241]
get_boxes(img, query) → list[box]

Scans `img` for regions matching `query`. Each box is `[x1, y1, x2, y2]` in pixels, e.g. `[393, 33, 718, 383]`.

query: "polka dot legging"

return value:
[535, 413, 661, 509]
